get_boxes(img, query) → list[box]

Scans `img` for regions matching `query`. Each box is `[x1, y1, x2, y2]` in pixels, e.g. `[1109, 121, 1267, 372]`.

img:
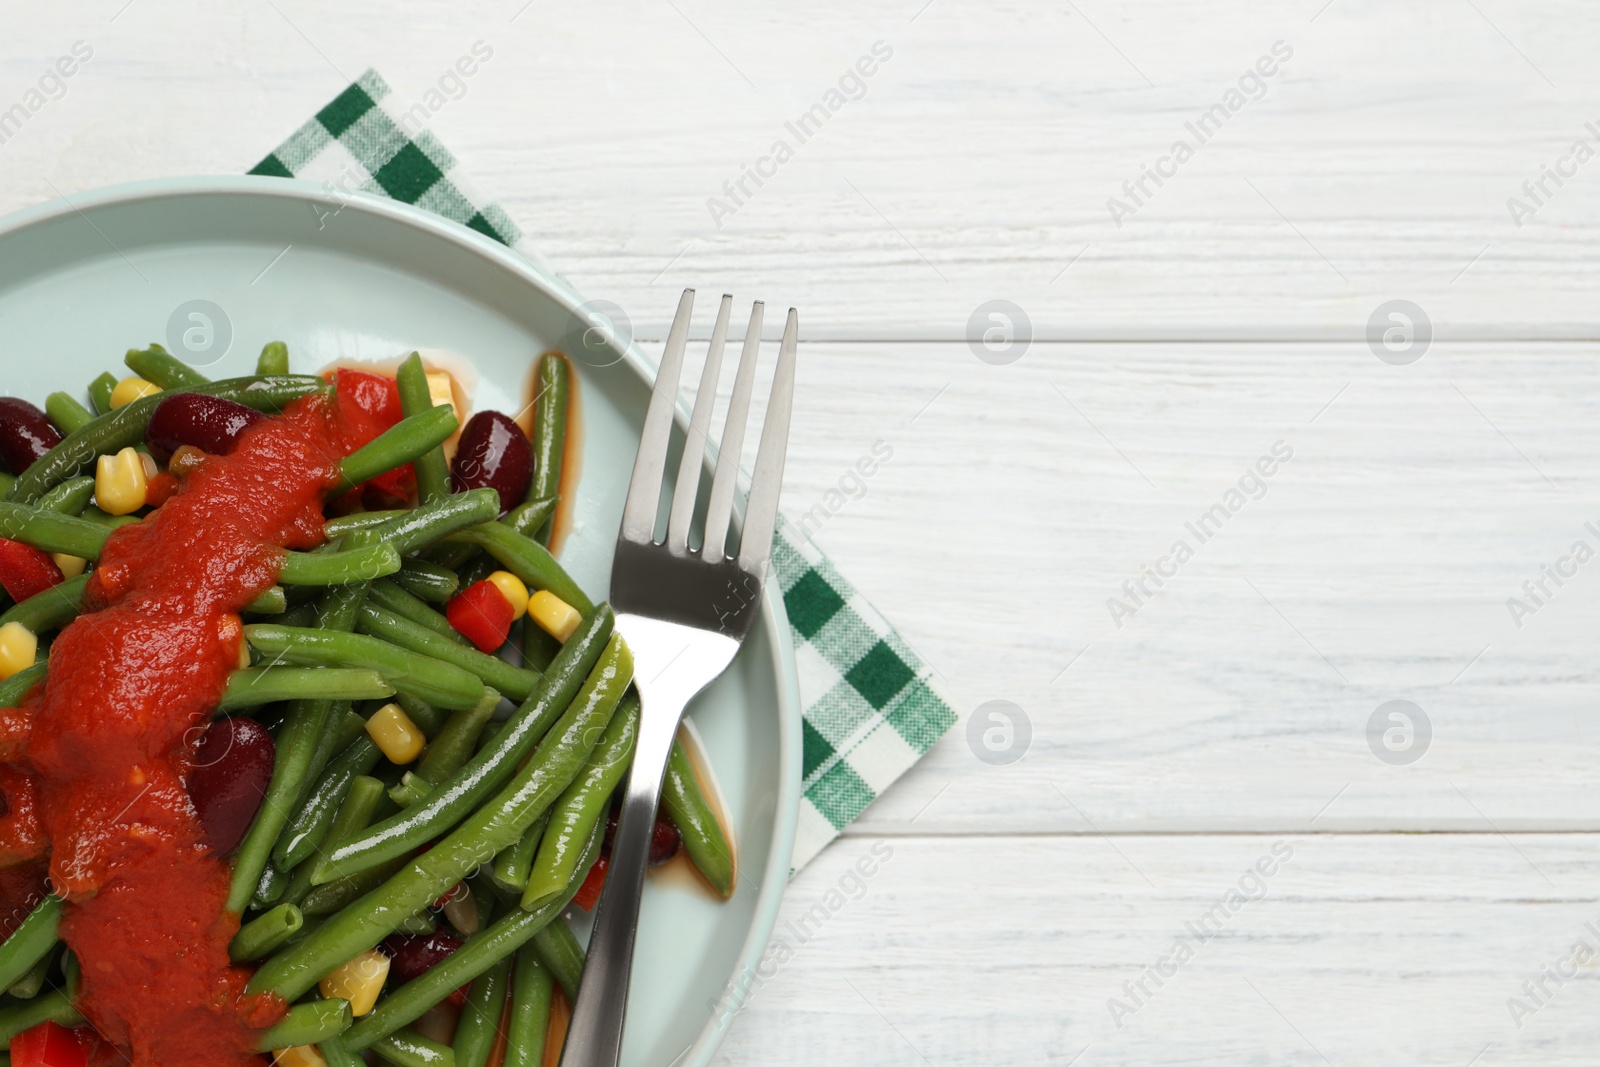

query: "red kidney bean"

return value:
[145, 393, 264, 462]
[187, 717, 275, 855]
[0, 399, 63, 475]
[450, 411, 532, 515]
[380, 930, 463, 982]
[649, 817, 682, 867]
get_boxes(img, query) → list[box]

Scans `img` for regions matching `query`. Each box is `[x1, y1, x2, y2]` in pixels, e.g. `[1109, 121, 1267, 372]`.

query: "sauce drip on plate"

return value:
[10, 395, 344, 1067]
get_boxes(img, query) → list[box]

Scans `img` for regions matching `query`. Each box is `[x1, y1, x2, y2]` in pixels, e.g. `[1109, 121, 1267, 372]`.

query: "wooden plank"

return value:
[756, 340, 1600, 833]
[1, 1, 1597, 338]
[720, 833, 1600, 1066]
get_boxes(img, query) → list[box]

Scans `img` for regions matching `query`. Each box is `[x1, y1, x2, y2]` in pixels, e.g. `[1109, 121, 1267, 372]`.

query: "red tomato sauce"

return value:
[13, 395, 345, 1067]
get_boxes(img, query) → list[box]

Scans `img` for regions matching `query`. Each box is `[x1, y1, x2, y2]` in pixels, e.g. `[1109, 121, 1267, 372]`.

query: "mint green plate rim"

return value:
[0, 174, 801, 1067]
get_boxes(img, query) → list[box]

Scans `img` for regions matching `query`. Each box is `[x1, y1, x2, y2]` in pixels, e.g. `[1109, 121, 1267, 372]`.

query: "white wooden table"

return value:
[6, 1, 1600, 1062]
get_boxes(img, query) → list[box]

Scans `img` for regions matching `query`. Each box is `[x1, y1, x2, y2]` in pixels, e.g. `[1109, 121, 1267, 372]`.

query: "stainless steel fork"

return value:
[558, 289, 798, 1067]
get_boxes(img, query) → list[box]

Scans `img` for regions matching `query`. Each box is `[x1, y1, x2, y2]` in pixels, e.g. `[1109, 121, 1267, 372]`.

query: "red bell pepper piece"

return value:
[572, 853, 608, 911]
[446, 580, 515, 653]
[0, 539, 62, 603]
[10, 1021, 90, 1067]
[143, 471, 179, 508]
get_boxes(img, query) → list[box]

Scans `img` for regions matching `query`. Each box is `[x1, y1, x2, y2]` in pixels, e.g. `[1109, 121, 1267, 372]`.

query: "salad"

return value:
[0, 343, 733, 1067]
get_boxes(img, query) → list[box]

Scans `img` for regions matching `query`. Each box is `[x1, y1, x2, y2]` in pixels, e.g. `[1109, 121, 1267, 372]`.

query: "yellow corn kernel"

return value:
[51, 553, 86, 579]
[139, 450, 159, 480]
[318, 949, 390, 1018]
[366, 702, 424, 764]
[0, 623, 36, 681]
[425, 371, 459, 419]
[109, 376, 160, 409]
[485, 570, 530, 621]
[273, 1045, 329, 1067]
[95, 446, 148, 515]
[528, 590, 581, 643]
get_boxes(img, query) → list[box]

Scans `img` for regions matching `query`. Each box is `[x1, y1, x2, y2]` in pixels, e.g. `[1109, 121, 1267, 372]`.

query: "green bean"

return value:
[423, 540, 477, 573]
[503, 497, 559, 541]
[522, 624, 561, 675]
[396, 911, 437, 936]
[664, 736, 735, 897]
[243, 585, 288, 615]
[253, 634, 632, 1001]
[7, 944, 55, 999]
[528, 353, 570, 543]
[279, 602, 319, 628]
[453, 954, 511, 1067]
[283, 775, 388, 907]
[490, 812, 549, 894]
[274, 734, 383, 870]
[505, 950, 554, 1067]
[37, 476, 95, 515]
[257, 341, 290, 377]
[0, 503, 109, 560]
[221, 668, 395, 710]
[342, 819, 601, 1051]
[87, 371, 117, 415]
[44, 394, 92, 436]
[523, 691, 638, 909]
[397, 353, 453, 507]
[308, 607, 615, 885]
[245, 624, 488, 710]
[365, 488, 498, 559]
[358, 604, 537, 701]
[476, 719, 507, 753]
[0, 574, 87, 635]
[230, 903, 304, 961]
[395, 692, 450, 737]
[300, 854, 406, 917]
[324, 510, 406, 539]
[252, 860, 288, 911]
[78, 505, 138, 531]
[393, 560, 459, 604]
[229, 697, 337, 912]
[60, 945, 79, 995]
[371, 1028, 455, 1067]
[369, 579, 466, 646]
[9, 374, 329, 504]
[0, 895, 61, 993]
[0, 661, 46, 707]
[336, 405, 458, 494]
[320, 1036, 365, 1067]
[125, 344, 208, 390]
[258, 997, 352, 1051]
[454, 552, 498, 592]
[396, 690, 501, 807]
[300, 706, 365, 805]
[0, 988, 81, 1043]
[278, 543, 401, 587]
[530, 920, 584, 1003]
[444, 521, 591, 614]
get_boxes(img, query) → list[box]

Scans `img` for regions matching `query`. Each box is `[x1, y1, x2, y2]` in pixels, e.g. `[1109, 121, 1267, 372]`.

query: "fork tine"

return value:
[620, 288, 695, 544]
[665, 294, 733, 555]
[737, 307, 798, 576]
[702, 302, 763, 561]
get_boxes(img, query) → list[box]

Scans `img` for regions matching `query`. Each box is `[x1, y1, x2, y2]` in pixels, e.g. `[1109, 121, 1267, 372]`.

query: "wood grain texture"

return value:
[1, 1, 1598, 338]
[720, 833, 1600, 1066]
[3, 2, 1599, 1062]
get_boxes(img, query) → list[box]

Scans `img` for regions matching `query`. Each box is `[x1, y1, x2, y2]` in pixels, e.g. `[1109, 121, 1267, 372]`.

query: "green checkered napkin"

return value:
[250, 70, 957, 873]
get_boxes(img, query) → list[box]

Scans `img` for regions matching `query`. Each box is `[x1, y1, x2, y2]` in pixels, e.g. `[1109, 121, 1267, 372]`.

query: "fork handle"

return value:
[559, 621, 737, 1067]
[558, 717, 677, 1067]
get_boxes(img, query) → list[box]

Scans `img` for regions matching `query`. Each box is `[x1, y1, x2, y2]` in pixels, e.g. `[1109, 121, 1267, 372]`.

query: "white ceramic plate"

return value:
[0, 176, 800, 1067]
